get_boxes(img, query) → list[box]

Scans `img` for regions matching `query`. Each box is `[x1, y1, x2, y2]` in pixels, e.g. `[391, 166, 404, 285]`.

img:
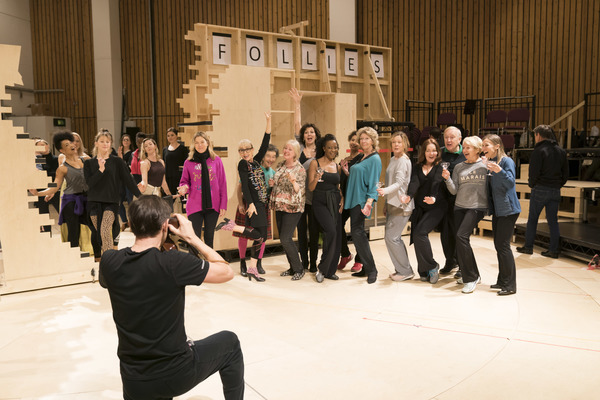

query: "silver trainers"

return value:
[461, 276, 481, 293]
[428, 265, 440, 284]
[315, 271, 324, 283]
[390, 273, 414, 282]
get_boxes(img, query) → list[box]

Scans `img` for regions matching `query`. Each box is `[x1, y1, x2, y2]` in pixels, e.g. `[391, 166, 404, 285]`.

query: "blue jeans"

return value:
[524, 186, 561, 252]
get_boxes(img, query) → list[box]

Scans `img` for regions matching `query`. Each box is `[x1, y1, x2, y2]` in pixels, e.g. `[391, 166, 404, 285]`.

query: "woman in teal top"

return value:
[343, 127, 382, 284]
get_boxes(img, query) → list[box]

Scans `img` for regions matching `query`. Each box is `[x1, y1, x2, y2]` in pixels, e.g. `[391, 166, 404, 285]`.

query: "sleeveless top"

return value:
[63, 158, 88, 194]
[148, 160, 165, 187]
[314, 167, 341, 219]
[314, 170, 340, 192]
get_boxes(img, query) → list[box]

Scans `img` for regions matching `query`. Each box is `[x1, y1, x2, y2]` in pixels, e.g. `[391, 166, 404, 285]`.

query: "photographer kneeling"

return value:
[100, 195, 244, 400]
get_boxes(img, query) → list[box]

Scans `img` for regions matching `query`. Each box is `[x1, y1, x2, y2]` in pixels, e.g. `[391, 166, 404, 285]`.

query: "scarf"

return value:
[192, 150, 213, 210]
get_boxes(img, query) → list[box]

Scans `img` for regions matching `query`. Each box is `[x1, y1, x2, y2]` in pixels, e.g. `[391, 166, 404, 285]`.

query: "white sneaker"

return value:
[457, 276, 480, 285]
[461, 276, 481, 294]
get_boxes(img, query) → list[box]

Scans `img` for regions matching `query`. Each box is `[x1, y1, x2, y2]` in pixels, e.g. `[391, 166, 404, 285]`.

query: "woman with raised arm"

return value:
[405, 138, 447, 284]
[217, 113, 272, 282]
[309, 134, 344, 282]
[271, 140, 306, 280]
[178, 131, 227, 248]
[482, 134, 521, 296]
[84, 130, 141, 256]
[290, 87, 322, 272]
[137, 138, 173, 197]
[234, 144, 278, 276]
[343, 127, 382, 284]
[377, 131, 415, 281]
[442, 136, 488, 294]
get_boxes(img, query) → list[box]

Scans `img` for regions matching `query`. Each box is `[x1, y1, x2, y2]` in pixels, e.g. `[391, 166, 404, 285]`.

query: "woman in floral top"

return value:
[271, 140, 306, 280]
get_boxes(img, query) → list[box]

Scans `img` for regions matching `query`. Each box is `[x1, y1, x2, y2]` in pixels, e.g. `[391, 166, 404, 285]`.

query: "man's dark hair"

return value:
[534, 125, 556, 140]
[128, 195, 172, 238]
[52, 131, 75, 152]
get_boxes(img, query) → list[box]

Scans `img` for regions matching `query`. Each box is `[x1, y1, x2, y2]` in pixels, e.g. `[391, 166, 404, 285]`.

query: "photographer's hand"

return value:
[168, 214, 198, 243]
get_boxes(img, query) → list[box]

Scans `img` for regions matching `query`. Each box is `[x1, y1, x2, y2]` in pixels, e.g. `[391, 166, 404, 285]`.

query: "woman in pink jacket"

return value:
[178, 132, 227, 247]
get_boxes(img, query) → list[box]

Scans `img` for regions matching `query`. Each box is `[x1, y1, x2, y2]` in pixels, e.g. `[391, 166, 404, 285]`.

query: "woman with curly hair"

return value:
[309, 134, 344, 282]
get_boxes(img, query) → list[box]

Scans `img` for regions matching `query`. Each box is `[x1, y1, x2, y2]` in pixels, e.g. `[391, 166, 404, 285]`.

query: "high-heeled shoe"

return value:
[215, 218, 235, 231]
[247, 268, 265, 282]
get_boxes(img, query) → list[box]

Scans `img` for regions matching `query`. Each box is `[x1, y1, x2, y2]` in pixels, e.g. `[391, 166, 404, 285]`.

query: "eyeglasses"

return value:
[238, 147, 253, 153]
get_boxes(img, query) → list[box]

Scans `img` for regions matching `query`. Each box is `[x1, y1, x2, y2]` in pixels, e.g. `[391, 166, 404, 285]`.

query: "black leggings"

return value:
[189, 209, 219, 248]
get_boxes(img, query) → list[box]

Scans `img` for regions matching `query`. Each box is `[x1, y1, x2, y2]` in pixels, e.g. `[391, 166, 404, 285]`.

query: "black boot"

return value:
[240, 258, 248, 277]
[257, 258, 266, 274]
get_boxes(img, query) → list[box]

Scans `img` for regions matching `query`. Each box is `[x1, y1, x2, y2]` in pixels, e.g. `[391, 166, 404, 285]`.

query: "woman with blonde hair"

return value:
[178, 131, 227, 248]
[377, 131, 415, 281]
[138, 138, 173, 197]
[343, 126, 382, 284]
[482, 134, 520, 295]
[84, 129, 141, 256]
[272, 139, 306, 280]
[443, 135, 489, 294]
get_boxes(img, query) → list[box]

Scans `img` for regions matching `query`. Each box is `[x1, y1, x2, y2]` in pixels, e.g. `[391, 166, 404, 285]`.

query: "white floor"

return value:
[1, 233, 600, 399]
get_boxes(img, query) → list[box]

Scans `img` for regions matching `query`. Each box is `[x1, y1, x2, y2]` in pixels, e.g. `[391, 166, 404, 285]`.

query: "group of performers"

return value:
[34, 89, 521, 296]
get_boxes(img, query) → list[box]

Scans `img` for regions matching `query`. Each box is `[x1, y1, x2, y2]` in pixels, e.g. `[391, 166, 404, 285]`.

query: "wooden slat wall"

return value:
[357, 0, 600, 132]
[30, 0, 96, 150]
[119, 0, 330, 147]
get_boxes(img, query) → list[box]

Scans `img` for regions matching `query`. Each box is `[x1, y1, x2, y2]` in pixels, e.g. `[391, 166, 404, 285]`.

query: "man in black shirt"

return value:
[517, 125, 568, 258]
[100, 195, 243, 400]
[438, 127, 466, 277]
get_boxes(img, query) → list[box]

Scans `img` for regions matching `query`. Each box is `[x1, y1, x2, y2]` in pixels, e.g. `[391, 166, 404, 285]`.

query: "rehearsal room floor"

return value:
[1, 232, 600, 400]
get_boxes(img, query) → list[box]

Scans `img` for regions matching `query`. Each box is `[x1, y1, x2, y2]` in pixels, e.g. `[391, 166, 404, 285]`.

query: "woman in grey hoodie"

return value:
[443, 136, 488, 294]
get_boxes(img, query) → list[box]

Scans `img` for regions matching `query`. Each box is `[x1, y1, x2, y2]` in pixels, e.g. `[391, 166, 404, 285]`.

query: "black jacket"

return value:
[528, 139, 568, 189]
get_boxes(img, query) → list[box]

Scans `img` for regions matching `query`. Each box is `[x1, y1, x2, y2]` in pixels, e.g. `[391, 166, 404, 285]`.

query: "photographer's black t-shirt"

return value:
[100, 247, 209, 380]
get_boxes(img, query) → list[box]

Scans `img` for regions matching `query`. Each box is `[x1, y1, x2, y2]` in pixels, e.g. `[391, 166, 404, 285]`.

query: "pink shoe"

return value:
[215, 218, 235, 232]
[337, 255, 353, 270]
[350, 262, 363, 273]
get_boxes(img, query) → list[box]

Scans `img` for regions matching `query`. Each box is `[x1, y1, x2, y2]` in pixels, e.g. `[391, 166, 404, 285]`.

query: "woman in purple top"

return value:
[178, 131, 227, 248]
